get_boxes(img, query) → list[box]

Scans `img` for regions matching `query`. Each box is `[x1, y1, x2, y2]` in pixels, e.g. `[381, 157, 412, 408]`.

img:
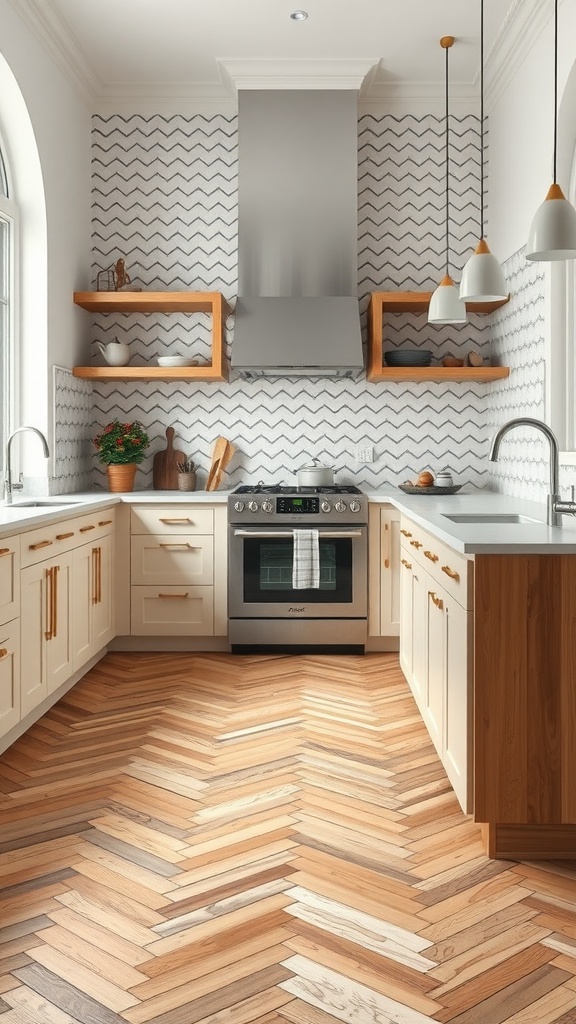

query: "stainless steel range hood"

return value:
[232, 90, 363, 379]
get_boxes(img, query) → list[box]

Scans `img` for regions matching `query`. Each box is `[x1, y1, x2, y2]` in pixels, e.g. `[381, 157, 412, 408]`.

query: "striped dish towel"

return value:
[292, 529, 320, 589]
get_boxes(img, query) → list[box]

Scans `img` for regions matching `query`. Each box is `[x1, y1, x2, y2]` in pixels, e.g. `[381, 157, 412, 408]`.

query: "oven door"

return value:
[229, 525, 367, 619]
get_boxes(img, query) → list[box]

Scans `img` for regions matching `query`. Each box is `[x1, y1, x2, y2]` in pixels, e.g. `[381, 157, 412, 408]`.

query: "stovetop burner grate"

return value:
[232, 484, 363, 495]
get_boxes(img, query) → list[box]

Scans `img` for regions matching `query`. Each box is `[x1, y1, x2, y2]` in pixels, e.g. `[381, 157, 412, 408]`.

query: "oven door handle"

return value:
[232, 529, 364, 539]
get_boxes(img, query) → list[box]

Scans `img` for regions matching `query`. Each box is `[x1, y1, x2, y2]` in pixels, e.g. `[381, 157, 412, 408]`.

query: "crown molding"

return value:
[7, 0, 101, 108]
[485, 0, 551, 110]
[217, 59, 378, 92]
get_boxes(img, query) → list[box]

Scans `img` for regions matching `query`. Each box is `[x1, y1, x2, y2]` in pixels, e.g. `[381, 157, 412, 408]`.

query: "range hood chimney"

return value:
[232, 90, 363, 379]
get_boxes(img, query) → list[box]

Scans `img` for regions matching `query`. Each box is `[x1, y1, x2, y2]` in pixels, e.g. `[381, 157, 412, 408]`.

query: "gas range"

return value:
[228, 484, 368, 525]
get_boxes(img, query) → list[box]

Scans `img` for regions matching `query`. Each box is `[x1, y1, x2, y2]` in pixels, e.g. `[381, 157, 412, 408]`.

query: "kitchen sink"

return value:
[11, 500, 83, 507]
[442, 512, 541, 525]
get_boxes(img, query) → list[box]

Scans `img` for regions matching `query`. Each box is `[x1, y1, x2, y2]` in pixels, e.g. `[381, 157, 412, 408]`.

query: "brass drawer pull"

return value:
[401, 559, 412, 569]
[80, 525, 95, 533]
[410, 540, 423, 549]
[0, 548, 11, 557]
[424, 550, 439, 562]
[30, 540, 52, 551]
[56, 532, 75, 541]
[429, 591, 444, 610]
[159, 517, 193, 524]
[0, 648, 8, 659]
[158, 592, 189, 599]
[98, 519, 112, 526]
[400, 529, 412, 538]
[159, 542, 195, 549]
[442, 565, 460, 581]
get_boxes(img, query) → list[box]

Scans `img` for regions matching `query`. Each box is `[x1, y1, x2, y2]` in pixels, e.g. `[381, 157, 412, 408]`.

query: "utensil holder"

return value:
[177, 472, 197, 491]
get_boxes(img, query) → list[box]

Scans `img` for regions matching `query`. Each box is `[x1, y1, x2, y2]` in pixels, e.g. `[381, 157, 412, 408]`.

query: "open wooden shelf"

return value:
[367, 290, 510, 383]
[72, 291, 232, 382]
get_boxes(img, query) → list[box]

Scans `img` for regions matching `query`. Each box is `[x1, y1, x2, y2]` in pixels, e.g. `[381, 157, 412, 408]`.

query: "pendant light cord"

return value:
[480, 0, 484, 238]
[445, 42, 450, 276]
[553, 0, 558, 183]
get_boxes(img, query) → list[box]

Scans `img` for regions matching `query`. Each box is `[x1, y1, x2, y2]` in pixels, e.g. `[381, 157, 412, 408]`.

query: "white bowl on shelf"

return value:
[157, 355, 196, 367]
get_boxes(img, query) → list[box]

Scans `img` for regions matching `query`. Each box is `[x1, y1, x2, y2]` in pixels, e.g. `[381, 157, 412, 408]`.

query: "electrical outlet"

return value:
[356, 446, 374, 463]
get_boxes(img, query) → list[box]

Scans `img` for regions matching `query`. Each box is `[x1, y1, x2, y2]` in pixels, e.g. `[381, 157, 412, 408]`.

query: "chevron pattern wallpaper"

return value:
[53, 111, 547, 497]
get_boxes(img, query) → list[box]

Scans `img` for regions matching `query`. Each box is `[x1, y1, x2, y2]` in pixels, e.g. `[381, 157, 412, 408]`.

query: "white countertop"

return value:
[366, 486, 576, 554]
[2, 485, 576, 553]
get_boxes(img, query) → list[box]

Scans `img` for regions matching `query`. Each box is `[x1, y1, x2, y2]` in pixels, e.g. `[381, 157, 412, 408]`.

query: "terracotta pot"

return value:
[106, 463, 137, 492]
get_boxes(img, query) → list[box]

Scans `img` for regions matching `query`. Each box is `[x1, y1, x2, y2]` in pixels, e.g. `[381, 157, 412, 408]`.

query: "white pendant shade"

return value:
[428, 274, 467, 324]
[526, 183, 576, 261]
[460, 238, 509, 302]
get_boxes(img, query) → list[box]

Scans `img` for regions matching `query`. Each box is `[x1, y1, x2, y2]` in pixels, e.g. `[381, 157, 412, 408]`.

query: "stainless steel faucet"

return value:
[4, 426, 50, 504]
[489, 416, 576, 527]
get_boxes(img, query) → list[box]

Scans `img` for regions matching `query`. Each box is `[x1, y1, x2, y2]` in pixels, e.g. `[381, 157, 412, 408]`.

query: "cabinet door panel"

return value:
[73, 543, 92, 670]
[380, 511, 401, 636]
[131, 586, 214, 635]
[399, 555, 413, 680]
[46, 557, 73, 693]
[92, 534, 114, 650]
[0, 539, 20, 626]
[445, 598, 472, 812]
[411, 568, 427, 712]
[20, 565, 47, 715]
[0, 620, 20, 736]
[425, 588, 444, 758]
[131, 535, 213, 586]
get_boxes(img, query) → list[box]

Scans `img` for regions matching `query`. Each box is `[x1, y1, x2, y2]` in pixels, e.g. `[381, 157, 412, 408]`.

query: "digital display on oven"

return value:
[277, 495, 319, 514]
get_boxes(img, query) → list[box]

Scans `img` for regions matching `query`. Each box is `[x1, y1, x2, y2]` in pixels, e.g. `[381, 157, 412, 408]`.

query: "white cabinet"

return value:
[399, 517, 473, 812]
[0, 537, 20, 625]
[0, 619, 20, 735]
[129, 505, 227, 637]
[368, 504, 401, 642]
[73, 528, 115, 670]
[20, 550, 74, 716]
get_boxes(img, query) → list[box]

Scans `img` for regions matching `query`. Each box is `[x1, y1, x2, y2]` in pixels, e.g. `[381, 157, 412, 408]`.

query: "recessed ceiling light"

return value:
[290, 10, 308, 20]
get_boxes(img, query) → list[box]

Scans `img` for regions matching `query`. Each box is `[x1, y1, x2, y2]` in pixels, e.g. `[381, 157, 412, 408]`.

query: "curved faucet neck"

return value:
[489, 417, 560, 526]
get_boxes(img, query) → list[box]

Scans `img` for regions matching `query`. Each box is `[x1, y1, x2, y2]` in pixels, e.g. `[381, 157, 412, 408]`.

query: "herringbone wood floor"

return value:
[1, 652, 576, 1024]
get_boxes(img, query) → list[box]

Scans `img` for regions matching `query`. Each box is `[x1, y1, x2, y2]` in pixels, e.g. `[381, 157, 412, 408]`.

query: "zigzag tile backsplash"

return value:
[54, 112, 550, 497]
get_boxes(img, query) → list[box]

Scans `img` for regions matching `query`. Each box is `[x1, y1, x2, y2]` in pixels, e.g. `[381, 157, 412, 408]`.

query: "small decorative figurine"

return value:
[114, 258, 131, 290]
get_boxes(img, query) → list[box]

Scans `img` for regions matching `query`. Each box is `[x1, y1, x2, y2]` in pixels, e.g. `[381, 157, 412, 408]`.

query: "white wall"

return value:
[0, 0, 91, 482]
[489, 1, 576, 262]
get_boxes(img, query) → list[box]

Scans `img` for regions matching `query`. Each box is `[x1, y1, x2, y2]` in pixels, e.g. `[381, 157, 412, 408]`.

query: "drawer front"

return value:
[21, 509, 116, 568]
[401, 517, 472, 609]
[0, 537, 20, 626]
[131, 586, 214, 635]
[131, 535, 214, 586]
[131, 507, 214, 535]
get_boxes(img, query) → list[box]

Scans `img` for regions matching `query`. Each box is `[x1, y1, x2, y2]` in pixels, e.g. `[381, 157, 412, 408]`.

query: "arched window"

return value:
[0, 139, 16, 482]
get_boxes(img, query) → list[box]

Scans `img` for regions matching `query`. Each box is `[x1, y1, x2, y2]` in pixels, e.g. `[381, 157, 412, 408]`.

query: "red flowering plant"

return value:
[93, 420, 150, 465]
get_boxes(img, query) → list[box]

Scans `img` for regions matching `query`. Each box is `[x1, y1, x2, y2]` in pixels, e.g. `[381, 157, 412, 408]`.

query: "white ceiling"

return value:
[10, 0, 546, 112]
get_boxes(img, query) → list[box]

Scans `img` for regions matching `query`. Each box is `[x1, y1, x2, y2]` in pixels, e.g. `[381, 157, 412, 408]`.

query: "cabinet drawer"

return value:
[21, 509, 116, 568]
[400, 517, 473, 609]
[131, 535, 214, 586]
[131, 507, 213, 535]
[131, 586, 214, 635]
[0, 537, 20, 625]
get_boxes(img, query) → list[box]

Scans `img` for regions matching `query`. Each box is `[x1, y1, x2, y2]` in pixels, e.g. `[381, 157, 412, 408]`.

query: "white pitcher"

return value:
[95, 338, 130, 366]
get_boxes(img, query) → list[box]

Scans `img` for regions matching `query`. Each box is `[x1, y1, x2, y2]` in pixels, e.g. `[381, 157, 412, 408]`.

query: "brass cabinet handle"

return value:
[382, 521, 390, 569]
[92, 548, 98, 604]
[424, 550, 439, 562]
[97, 546, 102, 604]
[44, 566, 54, 639]
[410, 540, 423, 549]
[0, 648, 8, 659]
[158, 592, 189, 599]
[400, 529, 412, 538]
[429, 591, 444, 610]
[98, 519, 112, 526]
[401, 558, 412, 570]
[80, 525, 95, 533]
[0, 547, 11, 557]
[442, 565, 460, 581]
[159, 517, 193, 524]
[159, 542, 195, 549]
[56, 532, 75, 541]
[30, 539, 52, 551]
[53, 565, 59, 637]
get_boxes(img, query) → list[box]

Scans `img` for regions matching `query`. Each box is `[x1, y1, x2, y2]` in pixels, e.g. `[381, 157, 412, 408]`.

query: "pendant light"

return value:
[460, 0, 508, 301]
[526, 0, 576, 261]
[429, 36, 467, 325]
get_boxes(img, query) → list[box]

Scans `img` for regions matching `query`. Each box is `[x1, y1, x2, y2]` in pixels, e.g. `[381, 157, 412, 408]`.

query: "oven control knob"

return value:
[334, 500, 346, 513]
[233, 500, 245, 512]
[321, 500, 331, 513]
[349, 500, 361, 513]
[261, 500, 273, 513]
[248, 500, 259, 512]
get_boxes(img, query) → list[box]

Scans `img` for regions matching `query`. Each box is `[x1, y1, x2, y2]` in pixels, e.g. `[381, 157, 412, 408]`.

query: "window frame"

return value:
[0, 170, 17, 481]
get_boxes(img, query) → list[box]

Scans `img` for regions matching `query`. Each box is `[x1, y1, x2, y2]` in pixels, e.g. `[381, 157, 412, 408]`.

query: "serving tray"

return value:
[399, 483, 462, 495]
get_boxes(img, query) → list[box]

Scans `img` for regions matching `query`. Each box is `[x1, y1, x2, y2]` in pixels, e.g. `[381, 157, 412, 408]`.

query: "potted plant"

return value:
[93, 419, 150, 491]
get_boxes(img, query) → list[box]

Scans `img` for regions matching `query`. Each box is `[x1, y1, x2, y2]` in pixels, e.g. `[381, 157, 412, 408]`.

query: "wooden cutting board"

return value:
[153, 427, 185, 490]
